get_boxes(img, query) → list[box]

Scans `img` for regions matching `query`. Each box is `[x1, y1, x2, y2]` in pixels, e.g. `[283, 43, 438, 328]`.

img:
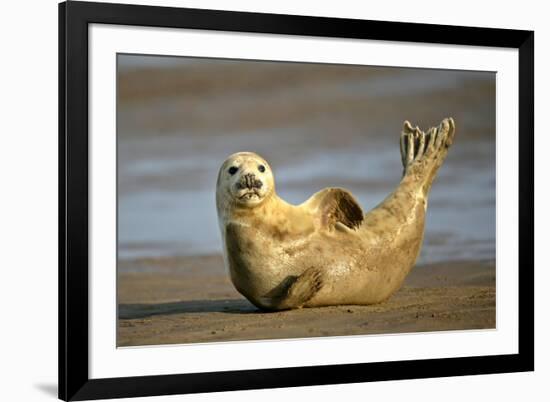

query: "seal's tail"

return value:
[399, 117, 456, 194]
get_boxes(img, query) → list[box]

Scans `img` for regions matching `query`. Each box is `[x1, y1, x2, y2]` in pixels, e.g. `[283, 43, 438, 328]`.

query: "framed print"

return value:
[59, 1, 534, 400]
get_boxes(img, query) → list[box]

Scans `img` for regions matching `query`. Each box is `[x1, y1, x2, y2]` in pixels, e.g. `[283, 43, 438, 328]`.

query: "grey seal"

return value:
[216, 118, 456, 310]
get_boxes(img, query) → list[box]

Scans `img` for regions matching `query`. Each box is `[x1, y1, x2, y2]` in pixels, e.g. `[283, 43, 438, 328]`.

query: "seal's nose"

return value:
[238, 173, 263, 190]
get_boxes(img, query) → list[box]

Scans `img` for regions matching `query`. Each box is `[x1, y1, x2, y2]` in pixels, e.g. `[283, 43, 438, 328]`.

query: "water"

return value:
[118, 134, 495, 263]
[117, 55, 496, 264]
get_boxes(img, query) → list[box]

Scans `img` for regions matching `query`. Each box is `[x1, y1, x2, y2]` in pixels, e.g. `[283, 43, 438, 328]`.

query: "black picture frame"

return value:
[59, 1, 534, 400]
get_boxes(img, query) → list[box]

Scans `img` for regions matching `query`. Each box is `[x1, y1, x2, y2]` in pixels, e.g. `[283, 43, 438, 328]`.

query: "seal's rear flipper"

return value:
[400, 117, 456, 192]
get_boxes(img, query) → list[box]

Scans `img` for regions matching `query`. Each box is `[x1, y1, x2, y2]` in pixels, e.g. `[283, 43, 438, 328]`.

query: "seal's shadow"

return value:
[119, 299, 258, 319]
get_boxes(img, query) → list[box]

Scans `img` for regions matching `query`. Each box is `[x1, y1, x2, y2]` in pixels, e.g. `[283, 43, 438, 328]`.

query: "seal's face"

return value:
[217, 152, 274, 208]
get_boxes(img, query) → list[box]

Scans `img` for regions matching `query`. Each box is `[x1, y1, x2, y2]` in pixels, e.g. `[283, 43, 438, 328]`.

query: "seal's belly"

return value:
[223, 213, 425, 307]
[224, 222, 287, 298]
[223, 221, 325, 298]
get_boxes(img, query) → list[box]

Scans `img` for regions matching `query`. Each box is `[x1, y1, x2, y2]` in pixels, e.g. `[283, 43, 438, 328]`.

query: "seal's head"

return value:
[216, 152, 274, 209]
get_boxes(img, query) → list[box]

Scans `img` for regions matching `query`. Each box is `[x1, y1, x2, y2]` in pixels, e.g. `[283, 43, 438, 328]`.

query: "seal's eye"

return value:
[258, 165, 266, 173]
[228, 166, 238, 175]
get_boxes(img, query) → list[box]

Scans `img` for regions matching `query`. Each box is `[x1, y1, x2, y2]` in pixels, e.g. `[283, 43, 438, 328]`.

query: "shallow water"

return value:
[117, 55, 496, 265]
[118, 137, 495, 263]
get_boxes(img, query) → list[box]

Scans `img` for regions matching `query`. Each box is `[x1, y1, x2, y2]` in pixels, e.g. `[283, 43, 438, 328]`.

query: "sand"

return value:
[117, 255, 495, 347]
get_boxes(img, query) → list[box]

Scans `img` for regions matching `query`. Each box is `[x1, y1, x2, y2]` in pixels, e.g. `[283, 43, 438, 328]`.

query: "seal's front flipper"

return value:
[304, 188, 364, 231]
[284, 267, 324, 309]
[260, 267, 324, 311]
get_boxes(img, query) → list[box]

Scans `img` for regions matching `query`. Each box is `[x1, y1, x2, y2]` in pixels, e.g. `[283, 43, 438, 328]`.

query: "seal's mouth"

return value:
[238, 190, 260, 200]
[232, 173, 265, 205]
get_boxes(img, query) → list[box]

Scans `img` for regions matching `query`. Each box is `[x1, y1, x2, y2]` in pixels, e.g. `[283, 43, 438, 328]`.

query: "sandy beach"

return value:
[117, 256, 495, 346]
